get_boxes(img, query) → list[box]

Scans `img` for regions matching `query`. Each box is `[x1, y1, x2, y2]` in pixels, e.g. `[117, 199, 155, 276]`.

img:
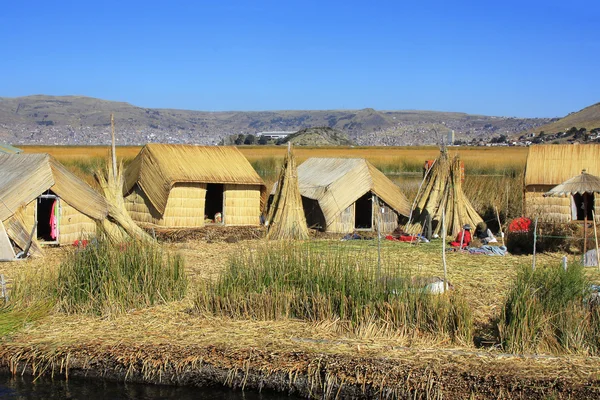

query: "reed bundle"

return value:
[265, 144, 309, 240]
[95, 160, 154, 243]
[405, 150, 483, 237]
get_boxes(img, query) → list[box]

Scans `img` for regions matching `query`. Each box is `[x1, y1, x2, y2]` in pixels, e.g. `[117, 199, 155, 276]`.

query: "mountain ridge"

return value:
[0, 95, 554, 146]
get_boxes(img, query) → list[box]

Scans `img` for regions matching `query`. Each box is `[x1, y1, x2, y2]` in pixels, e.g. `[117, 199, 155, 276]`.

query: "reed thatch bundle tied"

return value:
[405, 151, 483, 237]
[265, 144, 309, 240]
[95, 159, 154, 244]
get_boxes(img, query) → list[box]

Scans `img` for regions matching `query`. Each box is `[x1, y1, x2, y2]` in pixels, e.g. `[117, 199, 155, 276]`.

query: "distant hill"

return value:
[0, 95, 552, 146]
[282, 127, 355, 146]
[530, 103, 600, 134]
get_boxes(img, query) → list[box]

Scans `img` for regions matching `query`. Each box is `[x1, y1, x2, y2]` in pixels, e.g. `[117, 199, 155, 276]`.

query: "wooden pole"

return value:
[495, 206, 505, 246]
[375, 196, 382, 281]
[583, 195, 589, 257]
[442, 208, 448, 292]
[584, 219, 588, 255]
[0, 274, 5, 302]
[532, 217, 538, 271]
[593, 210, 599, 271]
[505, 182, 509, 219]
[110, 113, 117, 181]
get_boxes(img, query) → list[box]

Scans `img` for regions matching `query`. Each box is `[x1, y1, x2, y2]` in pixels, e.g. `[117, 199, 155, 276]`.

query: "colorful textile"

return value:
[450, 230, 471, 248]
[508, 217, 532, 233]
[467, 245, 508, 256]
[386, 235, 429, 243]
[50, 200, 59, 240]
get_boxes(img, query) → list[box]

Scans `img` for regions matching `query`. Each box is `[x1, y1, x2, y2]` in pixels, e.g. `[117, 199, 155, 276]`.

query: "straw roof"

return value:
[0, 144, 22, 154]
[123, 144, 266, 215]
[265, 145, 308, 240]
[544, 170, 600, 197]
[525, 144, 600, 187]
[0, 153, 109, 222]
[295, 158, 410, 228]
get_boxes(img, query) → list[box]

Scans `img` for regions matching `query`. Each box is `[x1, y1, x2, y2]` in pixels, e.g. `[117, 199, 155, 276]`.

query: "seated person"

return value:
[475, 222, 497, 244]
[450, 224, 472, 248]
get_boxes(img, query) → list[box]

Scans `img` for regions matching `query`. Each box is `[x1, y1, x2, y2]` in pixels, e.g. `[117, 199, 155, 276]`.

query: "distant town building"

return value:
[257, 131, 296, 140]
[447, 130, 455, 145]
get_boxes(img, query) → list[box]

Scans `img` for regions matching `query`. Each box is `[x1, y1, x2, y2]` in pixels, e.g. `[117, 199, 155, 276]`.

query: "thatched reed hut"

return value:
[0, 153, 109, 251]
[123, 144, 266, 228]
[525, 144, 600, 223]
[294, 158, 410, 233]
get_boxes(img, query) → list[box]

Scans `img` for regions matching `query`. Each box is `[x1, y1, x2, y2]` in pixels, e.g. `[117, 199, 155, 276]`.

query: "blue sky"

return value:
[1, 0, 598, 117]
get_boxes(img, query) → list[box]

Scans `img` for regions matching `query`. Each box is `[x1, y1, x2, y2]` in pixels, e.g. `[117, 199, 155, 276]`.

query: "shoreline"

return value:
[1, 342, 599, 399]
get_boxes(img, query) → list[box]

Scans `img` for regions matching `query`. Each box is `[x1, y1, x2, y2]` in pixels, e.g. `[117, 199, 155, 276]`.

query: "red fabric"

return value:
[450, 230, 471, 248]
[50, 200, 58, 240]
[509, 217, 532, 233]
[385, 235, 418, 243]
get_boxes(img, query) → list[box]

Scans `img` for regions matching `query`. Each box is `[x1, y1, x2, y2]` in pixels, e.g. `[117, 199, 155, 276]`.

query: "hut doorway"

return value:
[205, 184, 224, 223]
[302, 197, 325, 230]
[571, 193, 594, 221]
[354, 193, 373, 230]
[37, 193, 60, 243]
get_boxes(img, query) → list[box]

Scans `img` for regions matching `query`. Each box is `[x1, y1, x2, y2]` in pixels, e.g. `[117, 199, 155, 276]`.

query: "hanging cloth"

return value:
[50, 200, 59, 240]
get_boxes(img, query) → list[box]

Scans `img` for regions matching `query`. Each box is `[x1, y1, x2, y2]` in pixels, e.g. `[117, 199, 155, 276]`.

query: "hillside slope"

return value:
[282, 127, 355, 146]
[0, 95, 552, 146]
[531, 103, 600, 134]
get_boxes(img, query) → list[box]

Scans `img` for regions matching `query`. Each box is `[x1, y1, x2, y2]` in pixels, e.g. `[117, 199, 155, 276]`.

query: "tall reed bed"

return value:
[463, 172, 524, 220]
[250, 157, 282, 182]
[498, 263, 600, 355]
[57, 238, 187, 315]
[1, 237, 187, 328]
[194, 243, 473, 343]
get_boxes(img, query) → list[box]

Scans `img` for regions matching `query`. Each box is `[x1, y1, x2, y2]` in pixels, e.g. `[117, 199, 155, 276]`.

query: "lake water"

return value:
[0, 374, 299, 399]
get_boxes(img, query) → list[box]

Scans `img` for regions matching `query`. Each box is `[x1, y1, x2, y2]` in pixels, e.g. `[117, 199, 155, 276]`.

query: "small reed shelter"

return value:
[525, 144, 600, 223]
[265, 144, 308, 240]
[0, 153, 109, 252]
[123, 144, 267, 228]
[404, 150, 482, 237]
[295, 158, 411, 233]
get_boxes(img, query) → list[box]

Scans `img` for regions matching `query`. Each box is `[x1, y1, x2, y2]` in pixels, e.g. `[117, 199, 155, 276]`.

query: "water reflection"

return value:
[0, 374, 298, 400]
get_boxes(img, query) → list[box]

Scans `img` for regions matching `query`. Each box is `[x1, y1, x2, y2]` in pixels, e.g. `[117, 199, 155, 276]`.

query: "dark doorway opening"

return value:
[205, 184, 224, 223]
[37, 194, 59, 242]
[573, 193, 594, 221]
[302, 196, 325, 230]
[354, 193, 373, 230]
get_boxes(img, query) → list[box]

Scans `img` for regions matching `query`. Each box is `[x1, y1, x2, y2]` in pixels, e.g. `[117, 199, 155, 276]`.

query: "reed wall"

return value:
[223, 184, 261, 226]
[525, 185, 600, 223]
[20, 198, 96, 245]
[124, 183, 207, 228]
[328, 204, 354, 233]
[377, 200, 399, 233]
[59, 201, 97, 245]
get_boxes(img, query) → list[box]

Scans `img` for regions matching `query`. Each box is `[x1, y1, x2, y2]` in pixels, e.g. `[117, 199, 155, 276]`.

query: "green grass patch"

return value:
[57, 238, 187, 316]
[250, 157, 282, 181]
[499, 263, 600, 355]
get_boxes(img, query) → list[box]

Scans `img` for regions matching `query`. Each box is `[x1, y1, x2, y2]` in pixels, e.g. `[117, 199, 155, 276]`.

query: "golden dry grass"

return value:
[21, 145, 528, 172]
[3, 238, 598, 340]
[3, 237, 600, 397]
[21, 145, 142, 161]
